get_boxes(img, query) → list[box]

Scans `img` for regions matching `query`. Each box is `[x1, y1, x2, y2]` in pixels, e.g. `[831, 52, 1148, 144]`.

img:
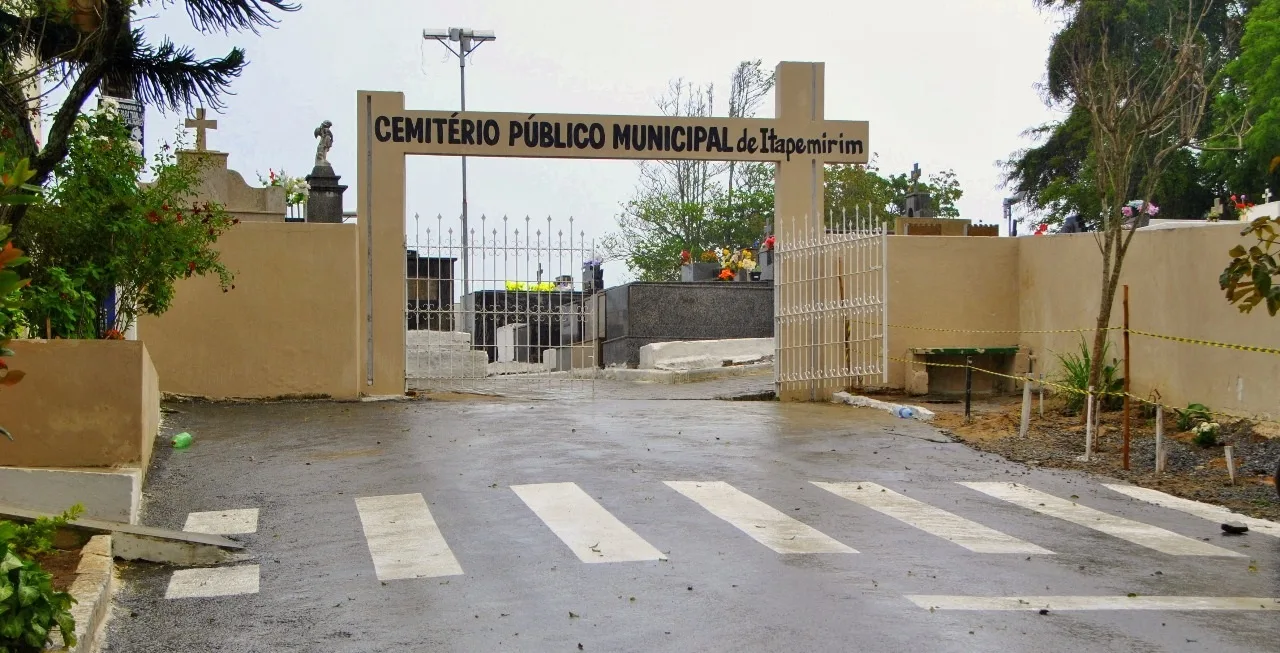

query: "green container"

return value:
[172, 432, 193, 449]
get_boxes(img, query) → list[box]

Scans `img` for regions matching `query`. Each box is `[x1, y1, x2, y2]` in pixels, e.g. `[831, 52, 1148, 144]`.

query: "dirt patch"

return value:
[34, 545, 83, 593]
[941, 397, 1280, 521]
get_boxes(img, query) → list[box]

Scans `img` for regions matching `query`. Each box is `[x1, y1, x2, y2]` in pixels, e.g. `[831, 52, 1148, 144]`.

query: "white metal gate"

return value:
[774, 207, 887, 400]
[406, 213, 600, 395]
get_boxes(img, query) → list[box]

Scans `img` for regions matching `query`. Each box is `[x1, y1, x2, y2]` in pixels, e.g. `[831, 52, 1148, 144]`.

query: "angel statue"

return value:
[314, 120, 334, 166]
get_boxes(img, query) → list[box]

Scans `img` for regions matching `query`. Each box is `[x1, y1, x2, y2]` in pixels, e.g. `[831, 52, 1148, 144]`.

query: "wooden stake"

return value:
[1020, 375, 1033, 438]
[1084, 386, 1095, 460]
[1122, 284, 1131, 471]
[964, 356, 973, 424]
[1038, 372, 1044, 419]
[45, 316, 50, 340]
[1155, 405, 1165, 474]
[1225, 445, 1236, 485]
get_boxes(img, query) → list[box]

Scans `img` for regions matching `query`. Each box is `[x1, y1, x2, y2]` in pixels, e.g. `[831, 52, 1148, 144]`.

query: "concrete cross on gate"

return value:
[185, 108, 218, 151]
[1265, 188, 1274, 204]
[1209, 197, 1223, 218]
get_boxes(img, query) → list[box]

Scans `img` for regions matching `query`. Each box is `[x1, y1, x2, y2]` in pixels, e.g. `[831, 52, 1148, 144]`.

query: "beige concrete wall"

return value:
[885, 236, 1021, 388]
[1017, 226, 1280, 419]
[137, 222, 361, 400]
[0, 340, 159, 468]
[884, 225, 1279, 418]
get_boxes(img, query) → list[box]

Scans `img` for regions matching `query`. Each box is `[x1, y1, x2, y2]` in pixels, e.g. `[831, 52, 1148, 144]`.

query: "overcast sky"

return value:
[92, 0, 1061, 283]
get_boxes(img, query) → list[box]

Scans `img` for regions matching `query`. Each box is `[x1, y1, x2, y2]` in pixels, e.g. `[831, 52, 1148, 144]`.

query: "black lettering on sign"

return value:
[392, 116, 405, 142]
[483, 119, 500, 145]
[748, 136, 758, 153]
[447, 119, 461, 144]
[671, 126, 686, 152]
[759, 128, 771, 153]
[571, 123, 587, 148]
[736, 128, 749, 152]
[613, 124, 631, 150]
[374, 116, 392, 142]
[692, 126, 707, 152]
[632, 124, 647, 150]
[845, 139, 864, 155]
[523, 122, 538, 147]
[405, 117, 424, 143]
[554, 123, 568, 148]
[433, 118, 447, 143]
[649, 125, 664, 152]
[460, 119, 476, 145]
[509, 121, 524, 146]
[807, 138, 821, 154]
[589, 123, 605, 149]
[539, 122, 555, 148]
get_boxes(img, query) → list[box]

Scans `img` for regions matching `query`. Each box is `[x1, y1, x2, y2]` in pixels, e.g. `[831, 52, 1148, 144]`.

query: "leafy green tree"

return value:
[19, 111, 234, 337]
[0, 0, 298, 236]
[1221, 215, 1279, 315]
[1005, 0, 1260, 228]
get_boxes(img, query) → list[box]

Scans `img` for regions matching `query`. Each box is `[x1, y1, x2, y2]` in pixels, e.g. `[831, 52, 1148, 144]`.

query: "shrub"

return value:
[1175, 403, 1212, 431]
[1054, 337, 1124, 413]
[1192, 421, 1221, 448]
[0, 505, 83, 652]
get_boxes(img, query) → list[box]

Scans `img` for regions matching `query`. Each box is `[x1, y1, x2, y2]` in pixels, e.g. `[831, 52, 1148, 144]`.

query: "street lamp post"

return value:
[423, 27, 495, 299]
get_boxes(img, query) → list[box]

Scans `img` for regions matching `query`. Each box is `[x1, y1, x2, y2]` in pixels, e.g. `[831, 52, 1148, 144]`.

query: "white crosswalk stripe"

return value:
[907, 595, 1280, 611]
[665, 481, 856, 554]
[355, 493, 464, 579]
[813, 482, 1052, 554]
[961, 482, 1243, 557]
[183, 508, 259, 535]
[511, 482, 667, 563]
[1103, 484, 1280, 538]
[166, 508, 261, 600]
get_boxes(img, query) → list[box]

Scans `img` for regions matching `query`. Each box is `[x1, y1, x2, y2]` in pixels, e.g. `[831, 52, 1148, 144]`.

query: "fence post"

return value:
[964, 356, 973, 424]
[1082, 386, 1095, 461]
[1122, 284, 1132, 471]
[1038, 372, 1044, 419]
[1019, 375, 1033, 438]
[1155, 405, 1165, 474]
[1225, 445, 1237, 485]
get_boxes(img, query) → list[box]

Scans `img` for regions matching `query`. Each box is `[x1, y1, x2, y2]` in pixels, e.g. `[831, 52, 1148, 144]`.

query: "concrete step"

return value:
[407, 349, 489, 379]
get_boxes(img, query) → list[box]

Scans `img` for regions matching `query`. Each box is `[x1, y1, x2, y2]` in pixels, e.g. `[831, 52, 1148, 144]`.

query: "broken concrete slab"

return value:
[639, 338, 774, 371]
[832, 391, 936, 422]
[0, 466, 140, 523]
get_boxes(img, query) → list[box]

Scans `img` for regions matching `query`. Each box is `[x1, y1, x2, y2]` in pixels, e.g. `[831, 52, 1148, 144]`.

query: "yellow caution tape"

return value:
[864, 320, 1115, 335]
[890, 356, 1279, 425]
[1129, 330, 1280, 356]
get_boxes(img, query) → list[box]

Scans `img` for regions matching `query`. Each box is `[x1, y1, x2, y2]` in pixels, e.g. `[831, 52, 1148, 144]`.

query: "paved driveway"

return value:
[104, 390, 1280, 652]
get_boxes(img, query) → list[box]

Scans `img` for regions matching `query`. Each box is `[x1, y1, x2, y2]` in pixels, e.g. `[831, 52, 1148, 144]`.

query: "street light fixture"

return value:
[423, 27, 496, 298]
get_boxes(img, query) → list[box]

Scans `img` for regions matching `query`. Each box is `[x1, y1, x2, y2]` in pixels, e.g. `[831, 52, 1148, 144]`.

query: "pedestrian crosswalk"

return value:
[163, 481, 1275, 602]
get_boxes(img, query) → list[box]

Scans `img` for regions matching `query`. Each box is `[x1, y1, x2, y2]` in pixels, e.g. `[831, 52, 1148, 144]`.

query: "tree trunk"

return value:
[1088, 250, 1122, 406]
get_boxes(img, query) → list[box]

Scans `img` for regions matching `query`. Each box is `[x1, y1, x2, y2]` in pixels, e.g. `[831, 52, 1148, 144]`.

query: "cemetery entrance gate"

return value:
[356, 61, 875, 399]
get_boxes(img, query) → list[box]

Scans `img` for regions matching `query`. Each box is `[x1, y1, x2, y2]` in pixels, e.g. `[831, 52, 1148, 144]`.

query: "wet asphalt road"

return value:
[103, 387, 1280, 652]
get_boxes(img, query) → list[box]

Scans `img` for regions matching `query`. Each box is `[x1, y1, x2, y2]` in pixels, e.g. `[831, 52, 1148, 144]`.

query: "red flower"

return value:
[680, 250, 691, 264]
[146, 211, 160, 224]
[188, 261, 196, 271]
[763, 235, 776, 250]
[718, 268, 735, 281]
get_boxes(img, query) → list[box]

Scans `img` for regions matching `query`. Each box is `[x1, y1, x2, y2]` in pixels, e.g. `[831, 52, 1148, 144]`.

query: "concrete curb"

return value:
[832, 392, 936, 422]
[599, 363, 774, 385]
[49, 534, 114, 653]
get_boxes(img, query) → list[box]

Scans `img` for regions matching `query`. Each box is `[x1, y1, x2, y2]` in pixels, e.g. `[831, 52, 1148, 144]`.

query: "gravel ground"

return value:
[922, 396, 1280, 522]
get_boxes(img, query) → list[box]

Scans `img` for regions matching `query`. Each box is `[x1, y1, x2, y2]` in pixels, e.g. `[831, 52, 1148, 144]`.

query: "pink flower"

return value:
[1121, 206, 1133, 218]
[1145, 203, 1159, 216]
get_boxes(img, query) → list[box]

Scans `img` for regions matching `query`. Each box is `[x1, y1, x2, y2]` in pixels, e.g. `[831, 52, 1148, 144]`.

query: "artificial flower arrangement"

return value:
[1120, 200, 1159, 219]
[257, 168, 309, 207]
[505, 281, 558, 292]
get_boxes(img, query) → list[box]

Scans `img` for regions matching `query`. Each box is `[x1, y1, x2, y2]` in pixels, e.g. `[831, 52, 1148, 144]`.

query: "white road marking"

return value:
[961, 482, 1242, 557]
[354, 493, 464, 579]
[511, 482, 666, 563]
[183, 508, 259, 535]
[165, 565, 260, 599]
[907, 595, 1280, 611]
[1103, 484, 1280, 538]
[665, 481, 856, 554]
[813, 482, 1052, 554]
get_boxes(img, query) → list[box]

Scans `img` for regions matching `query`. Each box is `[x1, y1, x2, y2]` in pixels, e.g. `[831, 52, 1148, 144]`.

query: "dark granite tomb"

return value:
[601, 282, 773, 368]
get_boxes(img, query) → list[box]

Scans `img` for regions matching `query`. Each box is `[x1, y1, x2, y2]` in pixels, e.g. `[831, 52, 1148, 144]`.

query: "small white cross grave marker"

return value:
[184, 108, 218, 151]
[1209, 197, 1223, 218]
[1264, 188, 1274, 204]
